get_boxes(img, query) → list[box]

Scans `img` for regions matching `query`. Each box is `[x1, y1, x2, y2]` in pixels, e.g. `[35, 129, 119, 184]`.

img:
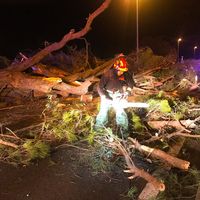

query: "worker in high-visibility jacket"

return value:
[94, 54, 135, 136]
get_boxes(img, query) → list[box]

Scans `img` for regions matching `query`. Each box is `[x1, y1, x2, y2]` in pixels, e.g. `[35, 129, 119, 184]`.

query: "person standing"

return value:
[94, 54, 135, 136]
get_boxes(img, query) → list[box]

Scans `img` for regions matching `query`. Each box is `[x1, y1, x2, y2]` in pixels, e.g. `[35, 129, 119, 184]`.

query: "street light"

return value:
[177, 38, 182, 62]
[193, 46, 197, 59]
[136, 0, 139, 63]
[125, 0, 139, 62]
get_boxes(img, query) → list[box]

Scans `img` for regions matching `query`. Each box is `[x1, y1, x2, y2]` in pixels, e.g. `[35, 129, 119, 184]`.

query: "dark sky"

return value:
[0, 0, 200, 59]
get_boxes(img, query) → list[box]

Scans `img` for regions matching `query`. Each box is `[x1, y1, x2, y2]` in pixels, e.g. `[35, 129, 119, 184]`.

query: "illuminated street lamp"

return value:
[193, 46, 197, 59]
[177, 38, 182, 62]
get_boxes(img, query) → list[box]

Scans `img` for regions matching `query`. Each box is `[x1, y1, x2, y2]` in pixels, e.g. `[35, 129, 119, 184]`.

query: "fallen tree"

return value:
[0, 1, 199, 199]
[0, 0, 112, 97]
[0, 71, 94, 97]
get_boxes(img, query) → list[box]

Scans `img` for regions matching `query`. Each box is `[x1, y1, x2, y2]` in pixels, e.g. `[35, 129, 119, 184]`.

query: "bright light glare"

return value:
[178, 38, 182, 42]
[195, 75, 198, 83]
[112, 99, 149, 109]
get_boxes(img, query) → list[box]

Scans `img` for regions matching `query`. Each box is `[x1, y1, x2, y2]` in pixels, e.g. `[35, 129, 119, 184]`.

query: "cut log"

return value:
[130, 138, 190, 170]
[138, 137, 186, 200]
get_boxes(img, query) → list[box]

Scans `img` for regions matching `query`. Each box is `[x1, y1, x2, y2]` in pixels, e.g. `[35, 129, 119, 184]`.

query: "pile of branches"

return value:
[0, 0, 200, 199]
[0, 89, 200, 199]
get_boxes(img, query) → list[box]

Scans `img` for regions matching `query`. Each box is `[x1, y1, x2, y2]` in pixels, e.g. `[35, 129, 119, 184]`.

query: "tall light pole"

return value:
[125, 0, 139, 62]
[136, 0, 139, 63]
[177, 38, 182, 62]
[193, 46, 197, 59]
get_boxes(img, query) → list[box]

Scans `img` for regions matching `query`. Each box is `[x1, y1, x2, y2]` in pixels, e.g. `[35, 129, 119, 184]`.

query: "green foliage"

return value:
[0, 147, 22, 165]
[126, 186, 138, 199]
[173, 112, 183, 120]
[148, 99, 171, 113]
[157, 168, 200, 200]
[0, 140, 50, 165]
[23, 140, 50, 161]
[51, 123, 78, 142]
[44, 99, 98, 161]
[86, 130, 96, 145]
[66, 131, 78, 142]
[48, 105, 95, 143]
[157, 91, 164, 98]
[0, 144, 23, 165]
[160, 100, 171, 113]
[131, 113, 144, 131]
[170, 98, 196, 120]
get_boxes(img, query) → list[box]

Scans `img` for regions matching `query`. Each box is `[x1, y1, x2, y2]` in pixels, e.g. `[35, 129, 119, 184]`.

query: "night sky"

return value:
[0, 0, 200, 59]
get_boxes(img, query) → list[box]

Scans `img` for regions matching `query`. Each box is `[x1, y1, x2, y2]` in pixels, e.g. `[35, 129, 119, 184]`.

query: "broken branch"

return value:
[112, 140, 165, 192]
[129, 138, 190, 170]
[0, 139, 18, 149]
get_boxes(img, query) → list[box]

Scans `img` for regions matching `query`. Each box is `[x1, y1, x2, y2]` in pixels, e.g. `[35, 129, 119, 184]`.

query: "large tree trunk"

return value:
[0, 71, 94, 97]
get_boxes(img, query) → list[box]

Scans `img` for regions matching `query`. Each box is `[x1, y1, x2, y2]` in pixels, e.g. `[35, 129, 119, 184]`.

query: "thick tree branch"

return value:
[129, 138, 190, 170]
[3, 0, 111, 72]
